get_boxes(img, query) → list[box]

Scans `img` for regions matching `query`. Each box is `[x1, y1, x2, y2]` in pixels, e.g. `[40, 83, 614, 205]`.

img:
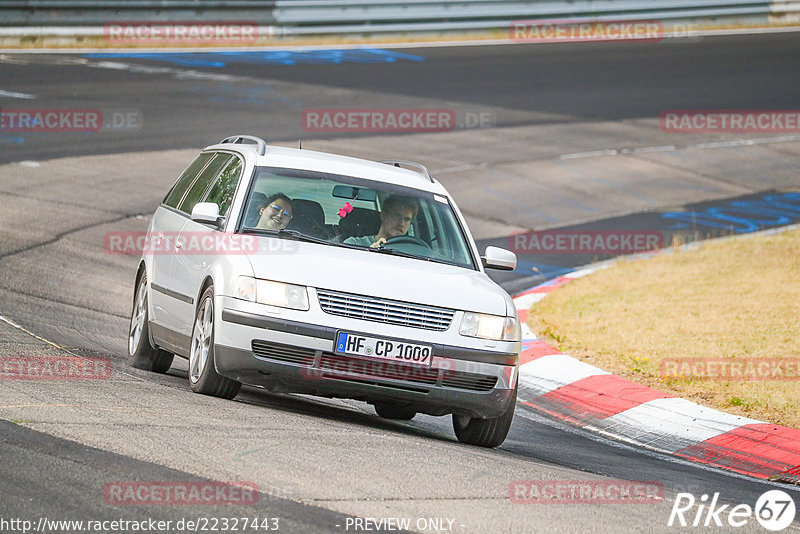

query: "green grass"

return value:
[529, 228, 800, 428]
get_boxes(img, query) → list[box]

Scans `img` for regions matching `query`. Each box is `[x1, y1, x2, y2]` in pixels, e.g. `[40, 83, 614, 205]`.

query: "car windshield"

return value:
[239, 166, 476, 270]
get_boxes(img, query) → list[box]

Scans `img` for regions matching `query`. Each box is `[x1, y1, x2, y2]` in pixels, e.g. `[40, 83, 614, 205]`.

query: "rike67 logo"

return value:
[668, 490, 796, 531]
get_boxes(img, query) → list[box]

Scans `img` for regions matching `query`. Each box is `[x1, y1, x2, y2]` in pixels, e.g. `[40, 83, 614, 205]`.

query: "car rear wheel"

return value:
[128, 273, 174, 373]
[374, 402, 417, 420]
[452, 380, 517, 448]
[189, 286, 241, 400]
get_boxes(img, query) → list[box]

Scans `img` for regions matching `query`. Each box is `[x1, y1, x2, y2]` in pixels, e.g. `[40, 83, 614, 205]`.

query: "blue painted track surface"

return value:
[84, 48, 426, 67]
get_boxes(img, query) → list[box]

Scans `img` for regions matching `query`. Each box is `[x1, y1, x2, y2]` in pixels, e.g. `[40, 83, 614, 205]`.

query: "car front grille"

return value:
[316, 289, 455, 331]
[252, 340, 315, 366]
[319, 353, 497, 392]
[250, 342, 499, 392]
[319, 353, 440, 386]
[442, 371, 498, 392]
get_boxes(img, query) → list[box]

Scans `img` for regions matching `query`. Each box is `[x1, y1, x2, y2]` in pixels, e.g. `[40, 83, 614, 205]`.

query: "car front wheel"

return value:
[189, 286, 241, 400]
[452, 380, 517, 448]
[128, 273, 174, 373]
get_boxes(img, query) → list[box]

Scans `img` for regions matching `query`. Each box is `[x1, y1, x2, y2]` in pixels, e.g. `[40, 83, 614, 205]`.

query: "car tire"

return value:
[128, 273, 174, 374]
[189, 286, 241, 400]
[452, 379, 517, 448]
[374, 403, 417, 420]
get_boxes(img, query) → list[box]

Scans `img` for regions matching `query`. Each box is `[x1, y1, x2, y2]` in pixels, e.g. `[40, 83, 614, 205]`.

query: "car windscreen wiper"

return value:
[241, 228, 331, 246]
[367, 245, 434, 262]
[371, 247, 465, 267]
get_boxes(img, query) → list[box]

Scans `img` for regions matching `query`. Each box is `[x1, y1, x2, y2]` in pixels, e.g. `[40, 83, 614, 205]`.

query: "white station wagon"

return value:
[128, 135, 521, 447]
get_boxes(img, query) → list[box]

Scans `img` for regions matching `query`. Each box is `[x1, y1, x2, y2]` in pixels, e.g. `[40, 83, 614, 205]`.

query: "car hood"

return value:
[244, 239, 509, 315]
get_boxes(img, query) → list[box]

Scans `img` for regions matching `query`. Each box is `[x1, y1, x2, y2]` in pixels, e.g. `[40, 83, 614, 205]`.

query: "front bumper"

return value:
[215, 307, 518, 418]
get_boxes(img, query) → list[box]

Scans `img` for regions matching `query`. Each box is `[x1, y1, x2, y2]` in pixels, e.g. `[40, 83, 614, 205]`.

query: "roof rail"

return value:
[379, 160, 435, 183]
[219, 135, 267, 156]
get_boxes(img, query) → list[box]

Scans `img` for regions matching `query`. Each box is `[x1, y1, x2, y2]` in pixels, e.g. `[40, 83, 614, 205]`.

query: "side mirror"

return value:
[481, 246, 517, 271]
[191, 202, 225, 229]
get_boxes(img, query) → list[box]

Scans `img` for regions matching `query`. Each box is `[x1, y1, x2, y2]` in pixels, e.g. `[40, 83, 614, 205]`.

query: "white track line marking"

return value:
[0, 314, 66, 350]
[561, 134, 800, 160]
[0, 89, 36, 99]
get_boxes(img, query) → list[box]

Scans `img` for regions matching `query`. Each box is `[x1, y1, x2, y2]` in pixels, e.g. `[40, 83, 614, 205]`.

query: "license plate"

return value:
[334, 332, 433, 367]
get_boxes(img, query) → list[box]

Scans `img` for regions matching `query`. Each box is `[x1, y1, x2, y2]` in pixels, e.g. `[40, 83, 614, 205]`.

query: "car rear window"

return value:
[163, 152, 214, 208]
[177, 153, 232, 214]
[204, 156, 243, 218]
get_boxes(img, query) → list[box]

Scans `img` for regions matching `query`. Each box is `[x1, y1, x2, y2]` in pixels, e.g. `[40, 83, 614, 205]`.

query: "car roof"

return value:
[205, 142, 451, 196]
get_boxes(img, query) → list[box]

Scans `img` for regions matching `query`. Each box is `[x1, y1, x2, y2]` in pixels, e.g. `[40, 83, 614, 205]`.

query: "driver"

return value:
[345, 195, 417, 248]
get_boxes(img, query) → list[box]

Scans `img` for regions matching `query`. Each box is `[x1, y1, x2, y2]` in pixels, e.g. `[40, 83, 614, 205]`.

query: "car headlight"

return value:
[256, 279, 309, 310]
[459, 312, 520, 342]
[234, 276, 309, 311]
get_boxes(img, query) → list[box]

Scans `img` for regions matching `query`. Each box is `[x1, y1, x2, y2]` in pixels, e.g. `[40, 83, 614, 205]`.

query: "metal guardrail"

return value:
[0, 0, 798, 34]
[273, 0, 776, 35]
[275, 0, 771, 23]
[0, 1, 277, 26]
[772, 0, 800, 17]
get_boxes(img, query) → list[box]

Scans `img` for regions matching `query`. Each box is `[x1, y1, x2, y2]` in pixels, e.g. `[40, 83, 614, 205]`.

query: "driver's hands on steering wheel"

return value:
[381, 235, 431, 249]
[370, 235, 430, 249]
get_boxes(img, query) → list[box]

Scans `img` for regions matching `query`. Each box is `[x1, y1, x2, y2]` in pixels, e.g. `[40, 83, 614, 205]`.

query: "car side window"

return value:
[203, 156, 243, 218]
[163, 152, 214, 208]
[177, 153, 232, 215]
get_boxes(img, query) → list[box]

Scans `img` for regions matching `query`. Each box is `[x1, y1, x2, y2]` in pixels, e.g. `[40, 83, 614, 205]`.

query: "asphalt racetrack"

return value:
[1, 33, 800, 533]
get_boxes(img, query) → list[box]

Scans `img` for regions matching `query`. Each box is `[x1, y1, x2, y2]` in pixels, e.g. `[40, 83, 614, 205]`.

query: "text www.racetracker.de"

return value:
[0, 516, 280, 533]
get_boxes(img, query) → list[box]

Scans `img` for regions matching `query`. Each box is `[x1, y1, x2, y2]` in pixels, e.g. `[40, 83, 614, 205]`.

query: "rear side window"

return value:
[178, 154, 232, 214]
[204, 157, 243, 217]
[163, 152, 213, 208]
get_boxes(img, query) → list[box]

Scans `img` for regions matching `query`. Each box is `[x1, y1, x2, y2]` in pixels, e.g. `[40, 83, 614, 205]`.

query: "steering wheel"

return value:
[384, 235, 431, 249]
